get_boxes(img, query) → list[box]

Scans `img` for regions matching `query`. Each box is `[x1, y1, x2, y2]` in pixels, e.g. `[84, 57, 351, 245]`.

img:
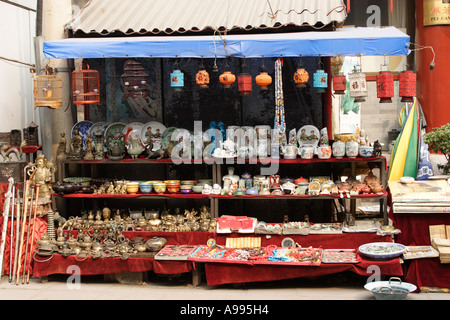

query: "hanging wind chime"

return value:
[274, 58, 286, 140]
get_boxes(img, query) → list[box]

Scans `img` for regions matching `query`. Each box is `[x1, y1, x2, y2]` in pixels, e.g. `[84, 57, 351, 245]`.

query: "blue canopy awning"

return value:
[43, 27, 410, 59]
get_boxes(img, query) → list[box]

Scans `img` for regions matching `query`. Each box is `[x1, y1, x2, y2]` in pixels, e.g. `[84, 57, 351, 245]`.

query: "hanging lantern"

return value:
[170, 69, 184, 91]
[313, 58, 328, 93]
[255, 62, 272, 91]
[72, 62, 100, 105]
[376, 70, 394, 103]
[332, 73, 346, 95]
[399, 70, 416, 102]
[34, 67, 63, 109]
[238, 73, 252, 95]
[219, 71, 236, 88]
[195, 64, 210, 89]
[293, 68, 309, 89]
[348, 64, 368, 102]
[121, 60, 149, 99]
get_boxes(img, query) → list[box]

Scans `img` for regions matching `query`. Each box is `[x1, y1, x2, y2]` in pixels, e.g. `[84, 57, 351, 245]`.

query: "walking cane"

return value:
[22, 186, 34, 284]
[0, 177, 14, 280]
[8, 185, 16, 283]
[11, 187, 21, 284]
[16, 180, 30, 285]
[26, 184, 40, 284]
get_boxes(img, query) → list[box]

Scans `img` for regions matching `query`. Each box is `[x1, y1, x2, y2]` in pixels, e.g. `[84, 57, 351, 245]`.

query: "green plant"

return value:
[423, 123, 450, 174]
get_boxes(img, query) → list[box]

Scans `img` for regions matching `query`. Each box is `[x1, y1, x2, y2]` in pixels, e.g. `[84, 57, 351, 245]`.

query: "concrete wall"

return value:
[0, 0, 37, 138]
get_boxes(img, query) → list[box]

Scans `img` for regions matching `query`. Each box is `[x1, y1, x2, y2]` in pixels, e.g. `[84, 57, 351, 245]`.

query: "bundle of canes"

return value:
[25, 184, 40, 284]
[15, 180, 31, 285]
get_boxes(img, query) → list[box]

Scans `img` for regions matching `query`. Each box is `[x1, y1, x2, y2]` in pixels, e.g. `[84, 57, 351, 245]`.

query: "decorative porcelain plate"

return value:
[358, 242, 406, 260]
[161, 127, 178, 149]
[71, 120, 94, 150]
[88, 122, 109, 138]
[297, 125, 320, 148]
[104, 122, 126, 142]
[122, 122, 144, 141]
[140, 121, 166, 150]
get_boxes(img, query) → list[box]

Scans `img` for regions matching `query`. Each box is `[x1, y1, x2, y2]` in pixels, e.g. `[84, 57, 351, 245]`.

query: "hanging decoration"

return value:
[376, 57, 394, 103]
[33, 66, 63, 109]
[313, 57, 328, 93]
[255, 60, 272, 90]
[219, 58, 235, 88]
[332, 72, 346, 95]
[348, 60, 368, 103]
[238, 59, 252, 95]
[170, 60, 184, 92]
[219, 71, 236, 88]
[399, 69, 416, 102]
[293, 68, 309, 89]
[72, 61, 100, 106]
[121, 60, 149, 99]
[195, 60, 210, 89]
[274, 58, 286, 139]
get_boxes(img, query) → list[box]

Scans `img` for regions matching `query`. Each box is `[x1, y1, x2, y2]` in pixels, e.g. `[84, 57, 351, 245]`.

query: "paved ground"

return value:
[0, 271, 448, 301]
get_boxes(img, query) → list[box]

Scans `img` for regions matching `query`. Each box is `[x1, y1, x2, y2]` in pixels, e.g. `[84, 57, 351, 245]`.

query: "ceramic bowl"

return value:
[63, 177, 92, 187]
[126, 182, 140, 194]
[153, 182, 167, 194]
[180, 185, 192, 194]
[147, 180, 163, 185]
[167, 183, 180, 193]
[359, 146, 374, 158]
[139, 182, 153, 194]
[192, 185, 204, 193]
[164, 180, 180, 185]
[181, 180, 197, 186]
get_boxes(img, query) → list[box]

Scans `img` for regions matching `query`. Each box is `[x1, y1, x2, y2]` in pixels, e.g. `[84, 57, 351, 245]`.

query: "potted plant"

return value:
[423, 123, 450, 174]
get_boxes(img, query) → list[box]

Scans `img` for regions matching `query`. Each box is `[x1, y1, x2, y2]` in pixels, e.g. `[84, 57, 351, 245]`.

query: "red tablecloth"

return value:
[205, 232, 403, 286]
[393, 210, 450, 291]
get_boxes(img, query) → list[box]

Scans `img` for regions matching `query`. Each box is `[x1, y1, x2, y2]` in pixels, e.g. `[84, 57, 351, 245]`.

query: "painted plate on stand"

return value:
[71, 120, 94, 150]
[104, 122, 126, 143]
[140, 121, 166, 151]
[161, 127, 178, 149]
[88, 122, 109, 141]
[297, 125, 320, 148]
[122, 122, 144, 141]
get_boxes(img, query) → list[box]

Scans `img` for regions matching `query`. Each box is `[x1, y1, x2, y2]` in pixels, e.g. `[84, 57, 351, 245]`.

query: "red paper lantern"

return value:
[376, 71, 394, 103]
[72, 63, 100, 105]
[399, 70, 416, 102]
[238, 73, 252, 95]
[196, 68, 210, 89]
[219, 71, 236, 88]
[255, 71, 272, 90]
[332, 73, 346, 95]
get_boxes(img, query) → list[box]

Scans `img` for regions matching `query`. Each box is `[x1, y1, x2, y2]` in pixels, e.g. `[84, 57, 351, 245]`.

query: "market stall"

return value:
[0, 0, 419, 287]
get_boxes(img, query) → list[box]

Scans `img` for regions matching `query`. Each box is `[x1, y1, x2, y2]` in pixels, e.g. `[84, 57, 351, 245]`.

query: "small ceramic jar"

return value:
[317, 145, 332, 159]
[332, 140, 345, 158]
[300, 146, 315, 159]
[345, 140, 359, 158]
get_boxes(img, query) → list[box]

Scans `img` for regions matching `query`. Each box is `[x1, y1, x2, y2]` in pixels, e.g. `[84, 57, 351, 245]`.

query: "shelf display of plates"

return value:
[71, 120, 94, 150]
[140, 121, 166, 151]
[358, 242, 406, 260]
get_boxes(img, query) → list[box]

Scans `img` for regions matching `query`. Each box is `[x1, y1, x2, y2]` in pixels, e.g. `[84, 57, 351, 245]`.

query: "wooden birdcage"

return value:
[33, 68, 63, 109]
[72, 63, 100, 105]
